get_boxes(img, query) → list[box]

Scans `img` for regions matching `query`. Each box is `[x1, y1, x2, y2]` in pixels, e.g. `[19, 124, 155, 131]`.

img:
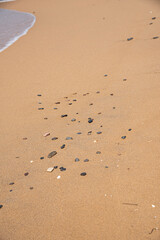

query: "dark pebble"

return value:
[44, 117, 48, 120]
[88, 131, 92, 135]
[97, 131, 102, 134]
[61, 144, 65, 149]
[23, 137, 27, 140]
[38, 108, 44, 110]
[127, 37, 134, 41]
[110, 93, 114, 96]
[53, 108, 58, 110]
[66, 137, 73, 140]
[113, 107, 116, 109]
[30, 187, 34, 190]
[24, 172, 29, 176]
[73, 99, 77, 102]
[38, 102, 42, 104]
[84, 159, 89, 162]
[59, 167, 66, 171]
[64, 97, 68, 99]
[88, 118, 94, 123]
[80, 172, 87, 176]
[105, 166, 109, 168]
[9, 182, 14, 185]
[55, 102, 60, 104]
[54, 166, 58, 169]
[149, 22, 153, 25]
[52, 137, 58, 141]
[69, 103, 72, 105]
[121, 136, 126, 139]
[153, 36, 159, 39]
[75, 158, 80, 162]
[100, 125, 103, 127]
[89, 103, 93, 106]
[0, 205, 3, 209]
[16, 156, 19, 158]
[104, 74, 108, 77]
[152, 17, 156, 20]
[96, 91, 100, 94]
[123, 78, 127, 81]
[96, 151, 101, 154]
[98, 112, 101, 115]
[37, 94, 42, 96]
[128, 128, 132, 131]
[61, 114, 68, 118]
[76, 113, 79, 115]
[48, 151, 57, 158]
[9, 190, 13, 192]
[40, 157, 44, 160]
[77, 132, 82, 135]
[71, 118, 76, 122]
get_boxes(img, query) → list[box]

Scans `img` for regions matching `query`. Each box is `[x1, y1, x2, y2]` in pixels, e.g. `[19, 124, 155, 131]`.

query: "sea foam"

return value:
[0, 8, 36, 52]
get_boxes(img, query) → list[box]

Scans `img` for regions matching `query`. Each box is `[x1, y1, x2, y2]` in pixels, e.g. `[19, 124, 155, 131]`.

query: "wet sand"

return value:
[0, 0, 160, 239]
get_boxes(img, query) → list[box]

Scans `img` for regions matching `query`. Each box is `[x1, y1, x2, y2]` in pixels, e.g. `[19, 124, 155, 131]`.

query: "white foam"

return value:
[0, 9, 36, 53]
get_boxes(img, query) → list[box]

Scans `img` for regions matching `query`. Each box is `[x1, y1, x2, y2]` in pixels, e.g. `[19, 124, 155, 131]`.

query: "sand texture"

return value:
[0, 0, 160, 239]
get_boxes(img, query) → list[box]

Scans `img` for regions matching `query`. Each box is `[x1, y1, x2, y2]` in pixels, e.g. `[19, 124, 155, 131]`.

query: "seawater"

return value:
[0, 8, 36, 52]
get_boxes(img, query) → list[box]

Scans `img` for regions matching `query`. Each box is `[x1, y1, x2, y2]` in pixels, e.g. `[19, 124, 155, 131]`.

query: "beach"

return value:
[0, 0, 160, 239]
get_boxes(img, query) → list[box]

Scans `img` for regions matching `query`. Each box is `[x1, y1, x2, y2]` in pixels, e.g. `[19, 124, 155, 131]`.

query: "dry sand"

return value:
[0, 0, 160, 239]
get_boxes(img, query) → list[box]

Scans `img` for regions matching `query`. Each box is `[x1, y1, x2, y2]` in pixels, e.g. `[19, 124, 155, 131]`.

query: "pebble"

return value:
[110, 93, 114, 96]
[128, 128, 132, 131]
[69, 103, 72, 105]
[54, 166, 58, 169]
[75, 158, 80, 162]
[153, 36, 159, 39]
[40, 157, 44, 160]
[149, 22, 153, 25]
[38, 108, 44, 110]
[61, 114, 68, 118]
[23, 137, 27, 140]
[104, 74, 108, 77]
[77, 132, 82, 135]
[98, 112, 101, 115]
[127, 37, 134, 41]
[9, 182, 14, 185]
[71, 118, 76, 122]
[88, 131, 92, 135]
[0, 205, 3, 209]
[61, 144, 65, 149]
[38, 102, 42, 104]
[66, 137, 73, 140]
[48, 151, 57, 158]
[152, 17, 156, 20]
[57, 176, 61, 179]
[84, 159, 89, 162]
[43, 132, 50, 137]
[88, 118, 94, 123]
[96, 151, 101, 154]
[59, 167, 66, 171]
[80, 172, 87, 176]
[121, 136, 126, 139]
[37, 94, 42, 96]
[73, 99, 77, 102]
[47, 167, 54, 172]
[30, 187, 34, 190]
[89, 103, 93, 106]
[52, 137, 58, 141]
[123, 78, 127, 81]
[9, 190, 13, 192]
[97, 131, 102, 134]
[44, 117, 48, 120]
[113, 107, 116, 109]
[96, 91, 100, 94]
[24, 172, 29, 176]
[105, 166, 109, 168]
[53, 108, 58, 110]
[55, 102, 60, 104]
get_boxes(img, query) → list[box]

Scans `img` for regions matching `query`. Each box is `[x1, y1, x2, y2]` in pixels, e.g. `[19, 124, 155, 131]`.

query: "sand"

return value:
[0, 0, 160, 239]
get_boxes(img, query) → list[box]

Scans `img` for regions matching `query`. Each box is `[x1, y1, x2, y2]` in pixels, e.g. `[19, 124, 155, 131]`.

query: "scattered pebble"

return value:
[9, 190, 13, 192]
[37, 94, 42, 96]
[40, 157, 44, 160]
[89, 103, 93, 106]
[55, 102, 60, 104]
[152, 205, 156, 208]
[96, 151, 101, 154]
[152, 17, 156, 20]
[71, 118, 76, 122]
[113, 107, 116, 109]
[75, 158, 80, 162]
[149, 22, 153, 25]
[88, 131, 92, 135]
[0, 205, 3, 209]
[127, 37, 134, 41]
[47, 167, 54, 172]
[73, 99, 77, 102]
[57, 175, 61, 179]
[38, 102, 42, 104]
[60, 144, 65, 149]
[88, 118, 94, 123]
[104, 74, 108, 77]
[9, 182, 14, 185]
[30, 187, 34, 190]
[30, 160, 33, 163]
[22, 137, 27, 140]
[69, 103, 72, 105]
[24, 172, 29, 176]
[97, 131, 102, 134]
[123, 78, 127, 81]
[53, 108, 58, 110]
[80, 172, 87, 176]
[110, 93, 114, 96]
[44, 117, 48, 120]
[61, 114, 68, 118]
[96, 91, 100, 94]
[43, 132, 50, 137]
[59, 167, 66, 171]
[153, 36, 159, 39]
[121, 136, 126, 139]
[77, 132, 82, 135]
[128, 128, 132, 131]
[84, 159, 89, 162]
[66, 137, 73, 140]
[52, 137, 58, 141]
[54, 166, 58, 169]
[48, 151, 57, 158]
[98, 112, 101, 115]
[38, 108, 44, 110]
[105, 166, 109, 168]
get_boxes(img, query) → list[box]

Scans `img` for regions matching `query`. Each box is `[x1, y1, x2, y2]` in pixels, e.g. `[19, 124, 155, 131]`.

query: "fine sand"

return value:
[0, 0, 160, 239]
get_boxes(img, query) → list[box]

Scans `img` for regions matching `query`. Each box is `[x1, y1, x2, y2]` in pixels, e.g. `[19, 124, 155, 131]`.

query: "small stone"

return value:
[73, 93, 77, 95]
[9, 182, 14, 185]
[96, 91, 100, 94]
[61, 144, 65, 149]
[149, 22, 153, 25]
[24, 172, 29, 176]
[59, 167, 66, 171]
[76, 113, 79, 115]
[55, 102, 60, 104]
[128, 128, 132, 131]
[96, 151, 101, 154]
[73, 99, 77, 102]
[30, 160, 33, 163]
[38, 102, 42, 104]
[0, 205, 3, 209]
[97, 131, 102, 134]
[66, 137, 73, 140]
[110, 93, 114, 96]
[37, 94, 42, 96]
[9, 190, 13, 192]
[44, 117, 48, 120]
[54, 166, 58, 169]
[88, 131, 92, 135]
[113, 107, 116, 109]
[53, 108, 58, 110]
[98, 112, 101, 114]
[48, 151, 57, 158]
[71, 118, 76, 122]
[43, 132, 50, 137]
[57, 175, 61, 179]
[121, 136, 126, 139]
[51, 137, 58, 141]
[127, 37, 134, 41]
[61, 114, 68, 118]
[69, 103, 72, 105]
[64, 97, 68, 99]
[80, 172, 87, 176]
[104, 74, 108, 77]
[23, 137, 27, 140]
[84, 159, 89, 162]
[152, 204, 156, 208]
[30, 187, 34, 190]
[75, 158, 80, 162]
[40, 157, 44, 160]
[47, 167, 54, 172]
[88, 118, 94, 123]
[123, 78, 127, 81]
[152, 17, 156, 20]
[105, 166, 109, 168]
[77, 132, 82, 135]
[153, 36, 159, 39]
[38, 108, 44, 110]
